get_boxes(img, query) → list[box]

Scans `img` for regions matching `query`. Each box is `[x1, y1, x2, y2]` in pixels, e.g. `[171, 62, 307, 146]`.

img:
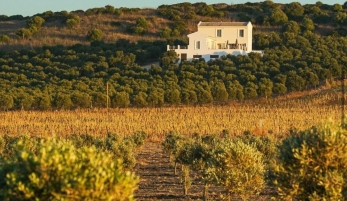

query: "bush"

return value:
[0, 34, 10, 43]
[0, 93, 14, 111]
[127, 131, 147, 147]
[87, 28, 103, 42]
[27, 16, 45, 29]
[0, 134, 40, 158]
[216, 139, 266, 200]
[15, 28, 32, 40]
[66, 14, 80, 29]
[274, 123, 347, 200]
[0, 138, 139, 201]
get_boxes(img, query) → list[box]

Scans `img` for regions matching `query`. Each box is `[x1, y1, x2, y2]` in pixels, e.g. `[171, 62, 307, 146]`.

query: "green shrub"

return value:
[66, 133, 99, 148]
[127, 131, 147, 147]
[1, 134, 41, 159]
[237, 134, 278, 162]
[274, 123, 347, 200]
[66, 14, 80, 29]
[216, 139, 266, 200]
[0, 93, 14, 111]
[162, 132, 186, 162]
[0, 34, 10, 43]
[66, 133, 138, 169]
[109, 138, 137, 169]
[0, 138, 139, 201]
[27, 16, 45, 29]
[87, 29, 103, 42]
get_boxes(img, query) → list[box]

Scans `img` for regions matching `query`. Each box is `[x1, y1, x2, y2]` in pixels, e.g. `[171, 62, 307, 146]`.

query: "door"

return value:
[181, 53, 187, 61]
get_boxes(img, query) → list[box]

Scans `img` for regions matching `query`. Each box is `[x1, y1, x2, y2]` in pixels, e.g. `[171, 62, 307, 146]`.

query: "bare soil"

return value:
[134, 142, 276, 201]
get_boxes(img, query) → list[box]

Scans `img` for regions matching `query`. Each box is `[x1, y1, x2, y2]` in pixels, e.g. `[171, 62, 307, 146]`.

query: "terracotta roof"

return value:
[198, 22, 249, 26]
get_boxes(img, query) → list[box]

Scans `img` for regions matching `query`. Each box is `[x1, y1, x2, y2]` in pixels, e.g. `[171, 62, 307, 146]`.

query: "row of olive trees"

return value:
[162, 132, 275, 200]
[162, 121, 347, 200]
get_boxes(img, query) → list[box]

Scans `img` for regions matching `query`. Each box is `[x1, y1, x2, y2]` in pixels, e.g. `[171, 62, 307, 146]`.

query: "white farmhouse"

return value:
[167, 21, 263, 61]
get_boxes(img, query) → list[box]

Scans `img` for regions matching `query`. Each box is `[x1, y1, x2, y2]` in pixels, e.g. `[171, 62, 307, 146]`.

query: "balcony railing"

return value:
[168, 44, 248, 51]
[167, 45, 188, 50]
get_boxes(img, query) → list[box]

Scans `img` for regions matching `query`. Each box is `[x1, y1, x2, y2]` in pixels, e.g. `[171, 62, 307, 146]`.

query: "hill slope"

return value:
[0, 2, 346, 50]
[0, 2, 346, 110]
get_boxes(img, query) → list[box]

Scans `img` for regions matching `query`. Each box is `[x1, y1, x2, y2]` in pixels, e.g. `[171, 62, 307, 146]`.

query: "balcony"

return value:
[167, 45, 188, 50]
[208, 43, 247, 51]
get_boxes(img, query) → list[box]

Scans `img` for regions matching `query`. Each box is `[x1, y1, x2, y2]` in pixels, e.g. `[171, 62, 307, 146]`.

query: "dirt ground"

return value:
[134, 142, 276, 201]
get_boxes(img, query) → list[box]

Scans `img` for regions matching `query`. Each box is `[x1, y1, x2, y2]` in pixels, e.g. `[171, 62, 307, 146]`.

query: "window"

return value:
[239, 29, 244, 37]
[193, 55, 202, 59]
[210, 55, 219, 59]
[195, 41, 200, 49]
[217, 29, 222, 37]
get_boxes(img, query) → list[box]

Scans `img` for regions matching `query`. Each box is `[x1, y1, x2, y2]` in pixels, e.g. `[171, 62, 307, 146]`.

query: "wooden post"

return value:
[106, 82, 109, 110]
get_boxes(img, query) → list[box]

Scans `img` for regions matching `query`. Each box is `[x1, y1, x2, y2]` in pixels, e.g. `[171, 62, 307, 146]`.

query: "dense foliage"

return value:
[274, 122, 347, 200]
[0, 132, 147, 169]
[0, 29, 345, 110]
[0, 137, 139, 201]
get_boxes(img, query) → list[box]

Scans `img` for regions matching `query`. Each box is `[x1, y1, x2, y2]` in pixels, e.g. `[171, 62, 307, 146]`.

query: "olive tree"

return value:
[0, 34, 10, 43]
[0, 93, 14, 111]
[274, 123, 347, 200]
[27, 16, 45, 29]
[216, 139, 266, 201]
[0, 138, 139, 201]
[87, 28, 103, 42]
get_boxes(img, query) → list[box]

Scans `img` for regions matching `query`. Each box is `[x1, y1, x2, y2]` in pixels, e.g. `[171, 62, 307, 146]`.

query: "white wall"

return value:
[197, 25, 250, 49]
[247, 22, 253, 51]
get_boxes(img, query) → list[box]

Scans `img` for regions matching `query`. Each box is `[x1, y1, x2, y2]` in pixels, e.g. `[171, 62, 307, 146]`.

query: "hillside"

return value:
[0, 2, 346, 50]
[0, 2, 347, 110]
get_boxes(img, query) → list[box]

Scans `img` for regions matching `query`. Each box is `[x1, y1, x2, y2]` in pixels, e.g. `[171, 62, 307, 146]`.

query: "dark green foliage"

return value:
[71, 91, 92, 108]
[0, 93, 14, 110]
[112, 91, 130, 108]
[54, 93, 73, 109]
[264, 8, 288, 25]
[302, 17, 315, 31]
[283, 2, 304, 20]
[282, 21, 301, 34]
